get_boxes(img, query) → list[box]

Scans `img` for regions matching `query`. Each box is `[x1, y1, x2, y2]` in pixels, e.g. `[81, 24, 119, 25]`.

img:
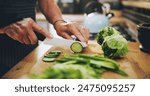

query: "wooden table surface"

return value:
[2, 41, 150, 79]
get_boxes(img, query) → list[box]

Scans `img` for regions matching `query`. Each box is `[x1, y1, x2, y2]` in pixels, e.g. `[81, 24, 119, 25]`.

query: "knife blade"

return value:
[43, 38, 87, 47]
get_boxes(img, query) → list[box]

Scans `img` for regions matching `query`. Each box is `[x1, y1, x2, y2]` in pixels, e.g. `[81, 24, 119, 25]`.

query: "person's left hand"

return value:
[54, 21, 90, 43]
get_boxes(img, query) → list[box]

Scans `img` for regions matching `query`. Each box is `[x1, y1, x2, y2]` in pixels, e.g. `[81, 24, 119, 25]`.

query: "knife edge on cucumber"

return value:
[70, 42, 84, 53]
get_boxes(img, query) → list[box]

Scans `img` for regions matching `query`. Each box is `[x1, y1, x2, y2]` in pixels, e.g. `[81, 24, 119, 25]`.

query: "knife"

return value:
[43, 37, 87, 48]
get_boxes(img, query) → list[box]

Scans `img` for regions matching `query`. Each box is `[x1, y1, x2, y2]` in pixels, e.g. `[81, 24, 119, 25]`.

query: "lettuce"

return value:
[96, 27, 120, 45]
[102, 34, 128, 58]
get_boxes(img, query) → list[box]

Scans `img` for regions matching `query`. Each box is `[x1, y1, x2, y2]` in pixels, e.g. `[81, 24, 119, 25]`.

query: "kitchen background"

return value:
[36, 0, 150, 42]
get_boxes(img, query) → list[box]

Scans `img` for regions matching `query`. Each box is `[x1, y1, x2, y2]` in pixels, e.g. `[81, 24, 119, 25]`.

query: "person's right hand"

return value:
[0, 18, 52, 44]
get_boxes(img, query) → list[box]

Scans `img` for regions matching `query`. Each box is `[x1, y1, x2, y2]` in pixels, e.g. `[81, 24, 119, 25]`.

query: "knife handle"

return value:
[71, 35, 80, 41]
[35, 32, 45, 41]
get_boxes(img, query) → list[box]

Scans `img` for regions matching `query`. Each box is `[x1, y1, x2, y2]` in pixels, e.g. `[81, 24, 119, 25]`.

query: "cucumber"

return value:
[44, 54, 58, 58]
[43, 57, 56, 62]
[45, 51, 62, 58]
[70, 42, 83, 53]
[43, 51, 62, 62]
[49, 51, 62, 55]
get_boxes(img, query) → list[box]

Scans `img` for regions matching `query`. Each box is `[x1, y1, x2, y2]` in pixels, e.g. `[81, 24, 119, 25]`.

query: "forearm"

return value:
[38, 0, 63, 24]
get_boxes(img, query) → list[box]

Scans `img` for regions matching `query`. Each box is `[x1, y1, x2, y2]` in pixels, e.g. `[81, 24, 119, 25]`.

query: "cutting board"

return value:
[29, 41, 138, 79]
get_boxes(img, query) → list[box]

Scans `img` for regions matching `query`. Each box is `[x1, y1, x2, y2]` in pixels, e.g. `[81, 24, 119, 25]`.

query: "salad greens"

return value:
[96, 27, 128, 58]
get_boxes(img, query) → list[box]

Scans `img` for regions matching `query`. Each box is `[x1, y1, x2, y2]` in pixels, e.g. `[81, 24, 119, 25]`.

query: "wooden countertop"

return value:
[122, 1, 150, 10]
[2, 41, 150, 79]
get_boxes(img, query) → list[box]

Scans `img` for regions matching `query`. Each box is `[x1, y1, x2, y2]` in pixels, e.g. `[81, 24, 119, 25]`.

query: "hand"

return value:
[0, 18, 52, 44]
[54, 21, 90, 43]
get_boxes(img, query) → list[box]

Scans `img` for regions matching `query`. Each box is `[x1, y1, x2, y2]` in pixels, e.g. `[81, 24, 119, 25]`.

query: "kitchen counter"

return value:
[2, 41, 150, 79]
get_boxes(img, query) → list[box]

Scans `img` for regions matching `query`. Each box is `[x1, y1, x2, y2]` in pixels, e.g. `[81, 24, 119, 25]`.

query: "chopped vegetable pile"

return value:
[96, 27, 128, 58]
[30, 54, 128, 79]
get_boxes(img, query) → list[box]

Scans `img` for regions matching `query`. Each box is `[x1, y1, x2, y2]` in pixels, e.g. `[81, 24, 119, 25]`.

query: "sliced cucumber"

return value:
[43, 57, 56, 62]
[45, 51, 62, 58]
[43, 51, 62, 62]
[70, 42, 83, 53]
[44, 54, 58, 58]
[49, 51, 62, 55]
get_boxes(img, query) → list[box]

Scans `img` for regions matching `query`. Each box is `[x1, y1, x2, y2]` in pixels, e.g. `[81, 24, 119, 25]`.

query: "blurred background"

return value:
[36, 0, 150, 41]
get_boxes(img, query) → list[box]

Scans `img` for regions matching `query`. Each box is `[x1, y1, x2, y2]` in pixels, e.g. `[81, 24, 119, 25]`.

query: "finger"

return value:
[13, 24, 25, 41]
[16, 23, 31, 44]
[6, 31, 23, 44]
[12, 24, 25, 43]
[77, 28, 88, 43]
[60, 32, 72, 40]
[6, 31, 17, 40]
[32, 22, 53, 38]
[69, 25, 85, 42]
[86, 29, 90, 39]
[5, 28, 18, 39]
[77, 26, 90, 43]
[27, 30, 38, 44]
[82, 27, 90, 39]
[23, 34, 31, 45]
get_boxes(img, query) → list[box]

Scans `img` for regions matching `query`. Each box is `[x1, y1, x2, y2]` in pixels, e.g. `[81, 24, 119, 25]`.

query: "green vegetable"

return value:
[45, 51, 61, 58]
[49, 51, 62, 55]
[43, 51, 62, 62]
[59, 56, 90, 64]
[96, 27, 128, 58]
[32, 54, 128, 79]
[70, 42, 83, 53]
[96, 27, 119, 45]
[115, 69, 128, 76]
[102, 34, 128, 58]
[43, 57, 56, 62]
[90, 60, 118, 70]
[30, 64, 98, 79]
[56, 54, 127, 76]
[78, 54, 119, 66]
[44, 54, 58, 58]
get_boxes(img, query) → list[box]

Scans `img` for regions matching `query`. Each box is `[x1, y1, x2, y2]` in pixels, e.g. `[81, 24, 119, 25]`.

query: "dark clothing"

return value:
[0, 0, 36, 27]
[0, 0, 44, 77]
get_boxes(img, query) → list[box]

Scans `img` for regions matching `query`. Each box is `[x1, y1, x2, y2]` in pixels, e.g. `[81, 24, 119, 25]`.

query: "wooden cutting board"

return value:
[28, 41, 138, 79]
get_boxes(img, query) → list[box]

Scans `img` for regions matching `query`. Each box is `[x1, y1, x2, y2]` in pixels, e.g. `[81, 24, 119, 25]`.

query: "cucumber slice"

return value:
[70, 42, 83, 53]
[45, 51, 62, 58]
[49, 51, 62, 55]
[43, 57, 56, 62]
[44, 54, 58, 58]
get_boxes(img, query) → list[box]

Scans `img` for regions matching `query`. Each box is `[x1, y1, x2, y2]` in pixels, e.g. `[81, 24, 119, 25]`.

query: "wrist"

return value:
[53, 20, 67, 28]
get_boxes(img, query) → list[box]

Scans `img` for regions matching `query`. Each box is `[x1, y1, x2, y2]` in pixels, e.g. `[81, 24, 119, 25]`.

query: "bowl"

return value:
[137, 23, 150, 53]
